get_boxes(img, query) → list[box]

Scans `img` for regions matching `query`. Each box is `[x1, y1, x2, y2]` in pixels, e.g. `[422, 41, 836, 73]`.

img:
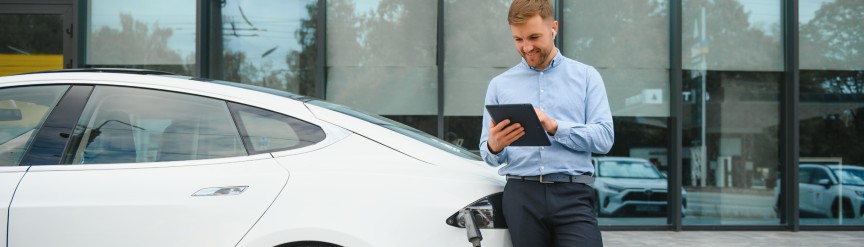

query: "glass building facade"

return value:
[1, 0, 862, 230]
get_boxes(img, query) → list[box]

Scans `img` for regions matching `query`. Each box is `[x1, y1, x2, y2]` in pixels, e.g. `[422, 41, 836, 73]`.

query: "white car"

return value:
[795, 164, 864, 219]
[0, 69, 510, 247]
[591, 157, 686, 217]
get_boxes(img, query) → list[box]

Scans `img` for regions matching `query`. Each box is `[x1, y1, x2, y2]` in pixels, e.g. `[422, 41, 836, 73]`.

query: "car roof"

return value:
[0, 69, 318, 120]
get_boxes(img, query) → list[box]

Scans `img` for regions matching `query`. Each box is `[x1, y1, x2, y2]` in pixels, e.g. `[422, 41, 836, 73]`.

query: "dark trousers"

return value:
[503, 180, 603, 247]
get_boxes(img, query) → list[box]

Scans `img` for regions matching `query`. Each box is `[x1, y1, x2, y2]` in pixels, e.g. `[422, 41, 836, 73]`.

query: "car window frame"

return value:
[0, 84, 74, 166]
[19, 85, 92, 166]
[227, 102, 327, 155]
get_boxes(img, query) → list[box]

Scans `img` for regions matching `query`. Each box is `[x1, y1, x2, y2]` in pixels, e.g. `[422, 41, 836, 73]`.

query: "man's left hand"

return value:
[534, 108, 558, 135]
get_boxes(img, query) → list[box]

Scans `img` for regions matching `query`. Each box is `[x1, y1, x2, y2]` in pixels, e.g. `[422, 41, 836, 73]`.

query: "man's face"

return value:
[511, 15, 557, 70]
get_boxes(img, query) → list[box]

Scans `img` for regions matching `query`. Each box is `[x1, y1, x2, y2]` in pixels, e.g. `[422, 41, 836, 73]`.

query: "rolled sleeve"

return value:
[553, 119, 614, 154]
[479, 140, 507, 167]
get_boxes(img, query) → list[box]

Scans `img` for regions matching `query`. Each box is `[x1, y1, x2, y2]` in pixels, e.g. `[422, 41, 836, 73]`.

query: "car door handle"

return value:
[192, 186, 248, 196]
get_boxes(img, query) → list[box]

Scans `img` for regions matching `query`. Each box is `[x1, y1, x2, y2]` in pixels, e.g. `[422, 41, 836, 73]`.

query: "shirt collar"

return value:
[523, 48, 564, 72]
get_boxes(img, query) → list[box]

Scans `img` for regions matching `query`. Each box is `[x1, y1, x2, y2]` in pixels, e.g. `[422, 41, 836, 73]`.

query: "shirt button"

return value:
[541, 147, 545, 150]
[541, 166, 545, 169]
[541, 90, 545, 93]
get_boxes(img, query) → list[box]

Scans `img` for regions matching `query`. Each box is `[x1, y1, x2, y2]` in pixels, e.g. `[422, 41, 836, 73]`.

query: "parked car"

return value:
[780, 164, 864, 219]
[0, 69, 509, 247]
[591, 157, 687, 217]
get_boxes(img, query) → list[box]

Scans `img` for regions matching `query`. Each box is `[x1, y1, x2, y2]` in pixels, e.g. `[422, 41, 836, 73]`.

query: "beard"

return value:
[521, 47, 552, 69]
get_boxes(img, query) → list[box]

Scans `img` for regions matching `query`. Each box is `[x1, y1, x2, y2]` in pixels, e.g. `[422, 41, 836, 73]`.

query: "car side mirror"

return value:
[817, 178, 832, 188]
[0, 108, 23, 121]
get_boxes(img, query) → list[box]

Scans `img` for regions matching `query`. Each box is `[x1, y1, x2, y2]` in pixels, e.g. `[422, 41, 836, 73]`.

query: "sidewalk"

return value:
[602, 231, 863, 247]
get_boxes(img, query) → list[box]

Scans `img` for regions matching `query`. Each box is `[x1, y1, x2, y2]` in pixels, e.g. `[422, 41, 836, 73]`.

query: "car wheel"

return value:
[831, 199, 855, 219]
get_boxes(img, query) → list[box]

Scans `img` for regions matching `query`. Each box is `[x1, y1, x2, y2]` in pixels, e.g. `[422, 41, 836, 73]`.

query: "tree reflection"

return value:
[88, 14, 191, 75]
[799, 0, 864, 165]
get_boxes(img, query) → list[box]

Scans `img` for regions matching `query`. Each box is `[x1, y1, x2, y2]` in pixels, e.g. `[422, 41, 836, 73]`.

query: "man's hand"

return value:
[535, 108, 558, 135]
[487, 119, 524, 154]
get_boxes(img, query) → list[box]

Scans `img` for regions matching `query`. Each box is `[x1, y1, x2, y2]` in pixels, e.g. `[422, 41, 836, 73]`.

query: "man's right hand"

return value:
[487, 119, 525, 154]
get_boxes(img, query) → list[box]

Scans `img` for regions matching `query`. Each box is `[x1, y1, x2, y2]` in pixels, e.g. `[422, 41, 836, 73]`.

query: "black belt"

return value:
[506, 173, 595, 184]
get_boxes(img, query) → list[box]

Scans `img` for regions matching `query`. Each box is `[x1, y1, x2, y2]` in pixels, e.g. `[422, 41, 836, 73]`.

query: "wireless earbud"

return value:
[552, 29, 557, 38]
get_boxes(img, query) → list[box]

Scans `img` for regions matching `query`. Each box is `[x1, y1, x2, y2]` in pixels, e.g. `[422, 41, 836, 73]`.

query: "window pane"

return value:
[229, 103, 325, 154]
[799, 0, 864, 226]
[563, 0, 671, 225]
[65, 87, 245, 164]
[0, 86, 68, 166]
[442, 0, 515, 150]
[682, 0, 782, 71]
[682, 0, 782, 225]
[216, 0, 319, 96]
[0, 14, 64, 76]
[86, 0, 196, 75]
[325, 0, 437, 118]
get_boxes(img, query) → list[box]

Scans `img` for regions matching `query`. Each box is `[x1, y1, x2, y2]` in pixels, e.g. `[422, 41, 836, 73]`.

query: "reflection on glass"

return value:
[442, 0, 519, 150]
[0, 86, 68, 165]
[593, 157, 680, 218]
[799, 0, 864, 225]
[87, 0, 196, 75]
[218, 0, 318, 96]
[797, 165, 864, 224]
[64, 87, 245, 164]
[326, 0, 437, 119]
[564, 0, 670, 225]
[0, 14, 64, 76]
[682, 0, 782, 225]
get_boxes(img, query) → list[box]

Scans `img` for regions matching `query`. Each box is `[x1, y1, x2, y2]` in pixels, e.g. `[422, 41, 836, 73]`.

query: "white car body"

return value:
[795, 164, 864, 219]
[0, 70, 511, 247]
[591, 157, 686, 217]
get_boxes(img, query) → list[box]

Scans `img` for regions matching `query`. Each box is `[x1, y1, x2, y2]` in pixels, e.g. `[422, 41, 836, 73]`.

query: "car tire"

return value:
[831, 199, 855, 219]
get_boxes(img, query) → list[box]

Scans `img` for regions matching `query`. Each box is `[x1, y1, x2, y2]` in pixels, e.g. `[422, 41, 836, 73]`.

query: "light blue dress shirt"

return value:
[479, 49, 614, 176]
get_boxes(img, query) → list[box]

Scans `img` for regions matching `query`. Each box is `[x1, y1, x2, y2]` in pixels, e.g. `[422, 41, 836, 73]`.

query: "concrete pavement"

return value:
[601, 231, 863, 247]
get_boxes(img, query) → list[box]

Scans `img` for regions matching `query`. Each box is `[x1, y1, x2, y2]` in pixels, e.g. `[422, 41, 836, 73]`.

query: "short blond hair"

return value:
[508, 0, 554, 25]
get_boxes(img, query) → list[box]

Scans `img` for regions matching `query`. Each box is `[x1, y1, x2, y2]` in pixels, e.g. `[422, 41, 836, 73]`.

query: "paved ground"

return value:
[602, 231, 863, 246]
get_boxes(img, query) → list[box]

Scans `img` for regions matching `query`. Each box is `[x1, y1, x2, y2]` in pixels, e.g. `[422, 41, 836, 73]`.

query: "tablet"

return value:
[485, 103, 552, 146]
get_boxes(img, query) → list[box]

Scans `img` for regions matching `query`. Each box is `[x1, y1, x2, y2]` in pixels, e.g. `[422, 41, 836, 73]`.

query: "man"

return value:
[479, 0, 614, 246]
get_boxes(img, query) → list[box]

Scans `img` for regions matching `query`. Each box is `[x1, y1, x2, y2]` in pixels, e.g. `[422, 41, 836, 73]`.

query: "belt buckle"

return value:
[539, 174, 554, 184]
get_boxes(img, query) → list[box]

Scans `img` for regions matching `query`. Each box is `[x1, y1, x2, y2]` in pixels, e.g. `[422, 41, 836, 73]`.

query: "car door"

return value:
[8, 86, 288, 247]
[0, 85, 69, 246]
[807, 167, 836, 217]
[798, 167, 818, 214]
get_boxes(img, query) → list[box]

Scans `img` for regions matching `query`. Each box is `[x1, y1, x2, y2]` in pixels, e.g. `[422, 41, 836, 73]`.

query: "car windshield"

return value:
[598, 160, 662, 179]
[308, 100, 481, 161]
[831, 167, 864, 186]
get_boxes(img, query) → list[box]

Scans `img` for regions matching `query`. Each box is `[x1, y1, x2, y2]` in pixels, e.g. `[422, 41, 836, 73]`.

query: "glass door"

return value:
[0, 3, 73, 76]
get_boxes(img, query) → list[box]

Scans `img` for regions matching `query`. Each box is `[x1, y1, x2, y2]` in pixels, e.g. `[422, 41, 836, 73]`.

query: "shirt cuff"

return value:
[480, 141, 504, 165]
[553, 120, 577, 142]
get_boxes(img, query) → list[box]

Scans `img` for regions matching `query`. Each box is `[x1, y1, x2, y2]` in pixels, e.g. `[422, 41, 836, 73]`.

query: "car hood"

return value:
[598, 177, 667, 190]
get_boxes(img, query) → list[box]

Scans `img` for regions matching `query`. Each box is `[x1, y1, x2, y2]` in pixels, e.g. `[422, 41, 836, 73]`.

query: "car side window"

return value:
[228, 102, 325, 154]
[63, 86, 247, 164]
[809, 168, 831, 184]
[0, 86, 69, 166]
[799, 168, 814, 184]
